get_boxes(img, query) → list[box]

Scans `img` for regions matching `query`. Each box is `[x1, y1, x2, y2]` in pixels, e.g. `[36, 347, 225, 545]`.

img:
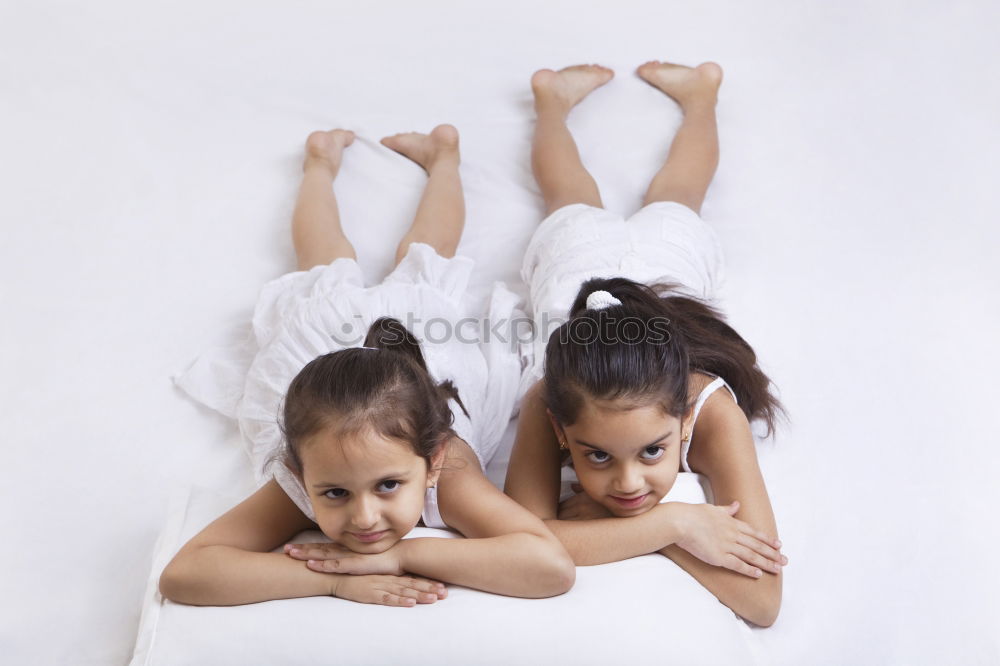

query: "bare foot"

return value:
[531, 64, 615, 113]
[304, 129, 355, 175]
[636, 61, 723, 109]
[380, 124, 460, 172]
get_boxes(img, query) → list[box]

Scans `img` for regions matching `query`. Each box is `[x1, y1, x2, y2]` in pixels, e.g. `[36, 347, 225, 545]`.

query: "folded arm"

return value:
[159, 479, 443, 607]
[661, 390, 784, 627]
[416, 438, 575, 598]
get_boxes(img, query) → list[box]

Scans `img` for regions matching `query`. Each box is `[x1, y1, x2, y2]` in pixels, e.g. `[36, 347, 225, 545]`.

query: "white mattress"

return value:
[130, 476, 765, 666]
[3, 1, 999, 664]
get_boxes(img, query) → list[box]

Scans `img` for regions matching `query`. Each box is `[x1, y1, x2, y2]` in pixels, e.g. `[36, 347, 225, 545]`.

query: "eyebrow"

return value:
[311, 472, 410, 489]
[575, 432, 673, 453]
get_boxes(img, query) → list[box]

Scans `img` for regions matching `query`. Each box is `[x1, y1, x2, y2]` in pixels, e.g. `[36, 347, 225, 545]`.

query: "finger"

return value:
[724, 500, 740, 515]
[738, 525, 786, 559]
[403, 577, 448, 596]
[724, 553, 762, 579]
[307, 559, 340, 573]
[313, 557, 380, 575]
[736, 533, 785, 565]
[286, 544, 344, 560]
[376, 592, 417, 607]
[733, 544, 781, 574]
[394, 584, 441, 604]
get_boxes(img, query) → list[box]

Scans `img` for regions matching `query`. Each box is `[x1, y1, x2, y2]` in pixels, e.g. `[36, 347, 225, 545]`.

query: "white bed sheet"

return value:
[130, 476, 762, 666]
[2, 1, 999, 664]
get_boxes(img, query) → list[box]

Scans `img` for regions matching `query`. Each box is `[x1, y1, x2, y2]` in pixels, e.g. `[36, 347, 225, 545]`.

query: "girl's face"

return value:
[552, 398, 687, 517]
[299, 426, 442, 554]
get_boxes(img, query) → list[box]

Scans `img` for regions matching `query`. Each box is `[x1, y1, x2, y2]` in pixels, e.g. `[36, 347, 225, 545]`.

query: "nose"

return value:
[350, 495, 380, 531]
[612, 463, 644, 496]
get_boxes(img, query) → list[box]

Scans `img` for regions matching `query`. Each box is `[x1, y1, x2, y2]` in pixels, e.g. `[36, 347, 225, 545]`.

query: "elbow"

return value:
[747, 602, 780, 628]
[533, 556, 576, 598]
[158, 554, 202, 606]
[744, 583, 782, 628]
[158, 562, 185, 603]
[525, 536, 577, 598]
[548, 552, 577, 596]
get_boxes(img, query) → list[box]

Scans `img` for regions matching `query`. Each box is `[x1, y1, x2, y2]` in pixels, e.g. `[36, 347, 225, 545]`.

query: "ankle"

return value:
[534, 104, 570, 123]
[679, 96, 718, 116]
[533, 93, 572, 119]
[425, 152, 460, 173]
[303, 156, 339, 178]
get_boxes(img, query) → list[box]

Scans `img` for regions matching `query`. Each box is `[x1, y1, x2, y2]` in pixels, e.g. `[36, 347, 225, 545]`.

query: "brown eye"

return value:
[640, 446, 665, 461]
[586, 451, 611, 464]
[376, 480, 401, 493]
[324, 488, 348, 500]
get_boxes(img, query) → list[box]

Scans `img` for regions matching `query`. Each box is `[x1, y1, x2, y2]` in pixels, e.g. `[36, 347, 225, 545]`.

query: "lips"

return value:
[609, 493, 650, 509]
[350, 530, 388, 543]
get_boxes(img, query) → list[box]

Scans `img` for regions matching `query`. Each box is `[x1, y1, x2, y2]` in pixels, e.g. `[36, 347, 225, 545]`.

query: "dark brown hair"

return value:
[275, 317, 467, 477]
[544, 277, 783, 436]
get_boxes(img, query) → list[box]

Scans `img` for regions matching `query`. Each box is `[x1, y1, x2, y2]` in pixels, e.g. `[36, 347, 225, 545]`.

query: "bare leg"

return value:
[381, 124, 465, 265]
[530, 65, 614, 216]
[637, 61, 724, 214]
[292, 130, 356, 271]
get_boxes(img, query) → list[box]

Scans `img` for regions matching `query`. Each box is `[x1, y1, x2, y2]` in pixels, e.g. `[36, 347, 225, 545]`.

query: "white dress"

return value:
[524, 201, 731, 507]
[519, 201, 726, 396]
[175, 242, 525, 527]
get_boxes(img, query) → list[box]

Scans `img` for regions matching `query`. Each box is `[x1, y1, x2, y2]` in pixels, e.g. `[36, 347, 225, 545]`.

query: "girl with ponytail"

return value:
[161, 126, 574, 607]
[505, 62, 786, 626]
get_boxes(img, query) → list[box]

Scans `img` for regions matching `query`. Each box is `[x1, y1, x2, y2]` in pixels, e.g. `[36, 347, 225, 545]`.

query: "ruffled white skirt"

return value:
[175, 242, 524, 521]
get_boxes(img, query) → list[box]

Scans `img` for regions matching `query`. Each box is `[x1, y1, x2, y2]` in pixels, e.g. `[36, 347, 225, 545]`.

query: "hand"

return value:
[668, 501, 787, 578]
[284, 541, 406, 576]
[558, 484, 613, 520]
[332, 574, 448, 607]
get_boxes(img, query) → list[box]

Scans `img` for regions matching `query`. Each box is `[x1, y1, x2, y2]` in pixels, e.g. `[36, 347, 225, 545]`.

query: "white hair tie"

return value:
[586, 290, 622, 310]
[359, 346, 379, 351]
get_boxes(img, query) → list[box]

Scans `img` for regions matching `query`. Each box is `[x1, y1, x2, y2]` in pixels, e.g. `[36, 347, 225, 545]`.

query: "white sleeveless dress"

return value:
[520, 201, 725, 397]
[174, 242, 525, 528]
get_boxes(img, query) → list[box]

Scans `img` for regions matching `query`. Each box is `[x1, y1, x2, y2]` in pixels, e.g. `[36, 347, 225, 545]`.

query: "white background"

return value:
[1, 1, 998, 663]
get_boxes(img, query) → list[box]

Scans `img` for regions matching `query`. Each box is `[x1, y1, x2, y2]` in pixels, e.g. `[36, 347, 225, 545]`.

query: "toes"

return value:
[327, 130, 354, 149]
[380, 132, 413, 147]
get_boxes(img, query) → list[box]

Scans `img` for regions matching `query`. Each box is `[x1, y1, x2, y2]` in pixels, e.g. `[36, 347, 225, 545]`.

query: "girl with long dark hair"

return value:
[505, 62, 787, 626]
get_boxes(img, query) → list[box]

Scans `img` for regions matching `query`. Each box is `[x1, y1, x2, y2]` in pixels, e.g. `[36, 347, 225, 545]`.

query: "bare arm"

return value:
[299, 437, 575, 597]
[158, 479, 335, 605]
[660, 390, 784, 627]
[410, 438, 576, 598]
[504, 380, 681, 563]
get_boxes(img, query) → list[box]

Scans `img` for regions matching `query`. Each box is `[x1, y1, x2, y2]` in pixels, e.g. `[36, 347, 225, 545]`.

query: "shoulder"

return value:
[439, 435, 476, 469]
[686, 381, 754, 476]
[436, 436, 494, 498]
[436, 437, 535, 538]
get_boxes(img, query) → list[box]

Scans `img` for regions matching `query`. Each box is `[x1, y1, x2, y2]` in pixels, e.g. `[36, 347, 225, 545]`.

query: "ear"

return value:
[283, 459, 304, 481]
[426, 439, 449, 488]
[546, 408, 567, 447]
[681, 405, 696, 437]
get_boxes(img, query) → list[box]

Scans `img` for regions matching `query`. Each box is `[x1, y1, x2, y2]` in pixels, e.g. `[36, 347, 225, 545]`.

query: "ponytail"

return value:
[364, 317, 469, 418]
[546, 277, 783, 437]
[276, 317, 466, 478]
